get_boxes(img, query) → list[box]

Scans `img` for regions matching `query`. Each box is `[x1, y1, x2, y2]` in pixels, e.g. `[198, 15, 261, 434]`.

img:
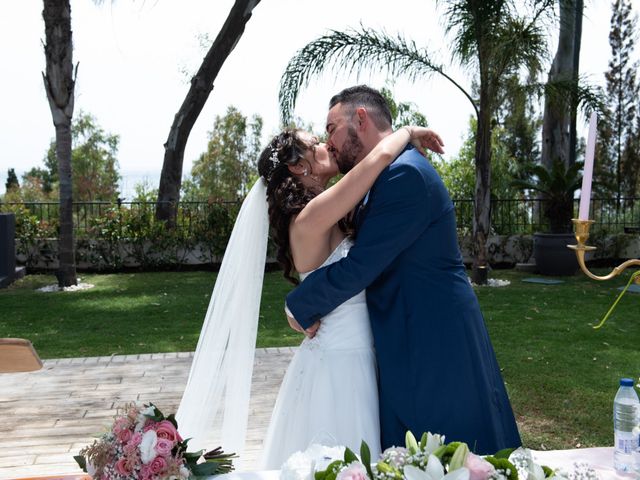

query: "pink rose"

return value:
[113, 417, 130, 435]
[123, 442, 138, 456]
[130, 432, 143, 446]
[336, 462, 368, 480]
[464, 453, 496, 480]
[140, 464, 153, 480]
[115, 458, 132, 476]
[117, 427, 132, 444]
[149, 455, 168, 474]
[155, 437, 174, 456]
[155, 420, 181, 442]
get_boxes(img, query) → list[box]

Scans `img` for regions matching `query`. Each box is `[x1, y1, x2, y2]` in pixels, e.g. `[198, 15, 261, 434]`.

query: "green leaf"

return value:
[493, 448, 515, 459]
[73, 455, 87, 472]
[344, 447, 358, 464]
[360, 440, 374, 479]
[484, 457, 518, 480]
[318, 460, 346, 480]
[166, 413, 178, 429]
[191, 462, 222, 476]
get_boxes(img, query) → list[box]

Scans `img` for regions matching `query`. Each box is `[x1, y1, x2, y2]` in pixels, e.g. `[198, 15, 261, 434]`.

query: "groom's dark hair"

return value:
[329, 85, 392, 131]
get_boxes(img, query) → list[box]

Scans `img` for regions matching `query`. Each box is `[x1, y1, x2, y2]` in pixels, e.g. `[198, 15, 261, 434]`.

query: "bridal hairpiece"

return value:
[269, 146, 280, 167]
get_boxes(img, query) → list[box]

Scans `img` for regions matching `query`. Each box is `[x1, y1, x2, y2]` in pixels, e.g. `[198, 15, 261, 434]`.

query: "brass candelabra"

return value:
[568, 218, 640, 283]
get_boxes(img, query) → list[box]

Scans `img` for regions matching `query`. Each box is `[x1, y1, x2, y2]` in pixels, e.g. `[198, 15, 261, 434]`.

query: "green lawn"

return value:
[1, 268, 639, 450]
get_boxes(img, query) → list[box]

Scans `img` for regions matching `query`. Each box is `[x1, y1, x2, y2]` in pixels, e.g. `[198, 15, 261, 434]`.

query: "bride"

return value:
[176, 124, 443, 469]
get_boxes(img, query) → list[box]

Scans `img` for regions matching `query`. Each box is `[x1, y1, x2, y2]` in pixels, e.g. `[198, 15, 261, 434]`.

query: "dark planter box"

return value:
[533, 232, 579, 276]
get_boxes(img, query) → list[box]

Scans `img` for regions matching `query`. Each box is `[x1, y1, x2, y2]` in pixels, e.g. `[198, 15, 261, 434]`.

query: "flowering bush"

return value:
[74, 403, 234, 480]
[313, 431, 597, 480]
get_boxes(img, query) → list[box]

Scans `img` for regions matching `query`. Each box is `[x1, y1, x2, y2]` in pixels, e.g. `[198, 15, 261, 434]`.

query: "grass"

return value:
[1, 268, 639, 450]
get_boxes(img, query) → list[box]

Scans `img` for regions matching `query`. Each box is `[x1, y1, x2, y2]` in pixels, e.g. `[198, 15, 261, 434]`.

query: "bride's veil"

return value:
[176, 178, 269, 460]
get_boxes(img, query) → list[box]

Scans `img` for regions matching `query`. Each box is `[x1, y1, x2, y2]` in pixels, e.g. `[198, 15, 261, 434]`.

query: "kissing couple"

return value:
[176, 85, 521, 469]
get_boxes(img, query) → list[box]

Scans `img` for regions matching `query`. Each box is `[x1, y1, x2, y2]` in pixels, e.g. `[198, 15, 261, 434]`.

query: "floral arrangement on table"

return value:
[74, 403, 235, 480]
[282, 431, 598, 480]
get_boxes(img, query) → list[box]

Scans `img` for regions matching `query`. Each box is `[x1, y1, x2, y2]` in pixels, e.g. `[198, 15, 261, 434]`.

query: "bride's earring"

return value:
[303, 168, 308, 176]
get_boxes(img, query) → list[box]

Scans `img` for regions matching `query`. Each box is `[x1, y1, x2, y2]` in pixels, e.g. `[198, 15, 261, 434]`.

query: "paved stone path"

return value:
[0, 348, 296, 479]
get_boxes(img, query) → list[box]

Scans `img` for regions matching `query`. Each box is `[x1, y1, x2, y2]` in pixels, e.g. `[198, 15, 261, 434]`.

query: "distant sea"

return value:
[118, 170, 162, 201]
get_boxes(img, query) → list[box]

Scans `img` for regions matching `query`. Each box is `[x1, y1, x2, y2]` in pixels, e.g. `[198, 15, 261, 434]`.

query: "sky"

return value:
[0, 0, 626, 199]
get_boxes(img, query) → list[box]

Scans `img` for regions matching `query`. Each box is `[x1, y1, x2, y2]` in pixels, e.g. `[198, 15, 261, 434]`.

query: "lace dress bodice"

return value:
[298, 237, 371, 351]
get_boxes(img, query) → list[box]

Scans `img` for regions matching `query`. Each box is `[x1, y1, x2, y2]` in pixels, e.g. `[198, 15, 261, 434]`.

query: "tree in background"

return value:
[434, 117, 524, 202]
[68, 112, 120, 201]
[25, 112, 120, 202]
[22, 164, 55, 196]
[156, 0, 261, 226]
[5, 169, 19, 192]
[183, 106, 263, 201]
[380, 87, 428, 129]
[42, 0, 77, 287]
[495, 74, 541, 170]
[541, 0, 583, 171]
[598, 0, 640, 201]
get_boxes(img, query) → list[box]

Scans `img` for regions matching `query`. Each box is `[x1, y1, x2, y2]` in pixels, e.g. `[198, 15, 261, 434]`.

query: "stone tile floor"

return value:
[0, 348, 296, 479]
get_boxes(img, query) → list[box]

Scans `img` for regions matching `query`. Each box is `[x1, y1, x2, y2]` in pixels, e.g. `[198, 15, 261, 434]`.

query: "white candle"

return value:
[579, 112, 597, 220]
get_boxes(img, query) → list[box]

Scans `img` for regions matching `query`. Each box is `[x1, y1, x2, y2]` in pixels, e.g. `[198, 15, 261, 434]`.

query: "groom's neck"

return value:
[358, 127, 393, 163]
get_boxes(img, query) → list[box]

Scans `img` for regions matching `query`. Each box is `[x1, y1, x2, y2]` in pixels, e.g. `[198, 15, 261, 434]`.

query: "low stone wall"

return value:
[16, 233, 640, 271]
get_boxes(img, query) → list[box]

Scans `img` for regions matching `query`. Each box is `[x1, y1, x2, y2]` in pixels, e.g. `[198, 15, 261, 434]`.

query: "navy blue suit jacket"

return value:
[286, 145, 521, 454]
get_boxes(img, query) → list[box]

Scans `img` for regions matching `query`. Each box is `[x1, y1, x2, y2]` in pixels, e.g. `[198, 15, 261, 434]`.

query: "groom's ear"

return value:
[355, 107, 367, 131]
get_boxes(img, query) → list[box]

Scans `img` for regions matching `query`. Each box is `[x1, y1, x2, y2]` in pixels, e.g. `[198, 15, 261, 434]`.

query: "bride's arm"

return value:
[292, 126, 441, 236]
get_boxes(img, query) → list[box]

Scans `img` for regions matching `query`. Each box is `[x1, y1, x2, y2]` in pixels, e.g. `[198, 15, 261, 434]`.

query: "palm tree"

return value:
[42, 0, 77, 287]
[279, 0, 551, 284]
[541, 0, 584, 171]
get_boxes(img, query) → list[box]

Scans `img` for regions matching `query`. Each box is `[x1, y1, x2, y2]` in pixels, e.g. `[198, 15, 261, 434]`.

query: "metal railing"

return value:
[2, 197, 639, 236]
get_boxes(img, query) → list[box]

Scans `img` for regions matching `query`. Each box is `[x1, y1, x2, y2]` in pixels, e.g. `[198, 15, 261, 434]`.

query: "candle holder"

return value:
[568, 218, 640, 283]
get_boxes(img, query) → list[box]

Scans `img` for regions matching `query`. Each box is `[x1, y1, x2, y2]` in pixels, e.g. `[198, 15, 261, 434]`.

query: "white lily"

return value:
[404, 459, 470, 480]
[424, 433, 445, 455]
[424, 455, 445, 479]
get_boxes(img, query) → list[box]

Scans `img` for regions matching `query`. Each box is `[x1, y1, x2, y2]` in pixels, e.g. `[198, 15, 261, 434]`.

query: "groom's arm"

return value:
[286, 160, 430, 329]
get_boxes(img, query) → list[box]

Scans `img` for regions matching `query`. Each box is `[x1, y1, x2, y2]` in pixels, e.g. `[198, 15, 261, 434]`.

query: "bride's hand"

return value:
[403, 126, 445, 156]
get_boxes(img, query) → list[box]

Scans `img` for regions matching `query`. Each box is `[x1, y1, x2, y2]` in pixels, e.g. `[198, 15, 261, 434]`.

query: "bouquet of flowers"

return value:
[74, 403, 235, 480]
[313, 431, 598, 480]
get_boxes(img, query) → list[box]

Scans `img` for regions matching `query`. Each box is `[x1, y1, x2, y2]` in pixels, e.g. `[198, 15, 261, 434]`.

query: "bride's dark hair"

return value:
[258, 129, 351, 285]
[257, 129, 316, 285]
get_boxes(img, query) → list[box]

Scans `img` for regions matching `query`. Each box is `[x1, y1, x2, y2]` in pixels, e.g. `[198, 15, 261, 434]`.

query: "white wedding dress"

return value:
[261, 237, 381, 469]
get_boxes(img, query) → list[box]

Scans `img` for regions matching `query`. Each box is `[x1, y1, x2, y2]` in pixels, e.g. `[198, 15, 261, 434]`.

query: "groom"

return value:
[285, 85, 521, 454]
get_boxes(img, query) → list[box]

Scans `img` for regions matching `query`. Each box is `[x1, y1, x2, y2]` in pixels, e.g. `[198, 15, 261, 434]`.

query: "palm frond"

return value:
[278, 27, 475, 124]
[533, 77, 606, 117]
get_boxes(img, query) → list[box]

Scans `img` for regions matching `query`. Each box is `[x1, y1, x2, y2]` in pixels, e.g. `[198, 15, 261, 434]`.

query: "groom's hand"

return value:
[286, 312, 305, 333]
[285, 312, 320, 338]
[305, 320, 321, 338]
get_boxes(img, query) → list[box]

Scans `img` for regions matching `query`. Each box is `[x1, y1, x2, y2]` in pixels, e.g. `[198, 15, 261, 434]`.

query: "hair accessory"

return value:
[269, 147, 280, 167]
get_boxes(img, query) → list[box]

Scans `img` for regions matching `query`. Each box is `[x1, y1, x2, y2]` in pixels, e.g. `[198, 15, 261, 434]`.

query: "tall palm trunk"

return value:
[42, 0, 77, 287]
[156, 0, 260, 227]
[472, 73, 493, 284]
[541, 0, 579, 170]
